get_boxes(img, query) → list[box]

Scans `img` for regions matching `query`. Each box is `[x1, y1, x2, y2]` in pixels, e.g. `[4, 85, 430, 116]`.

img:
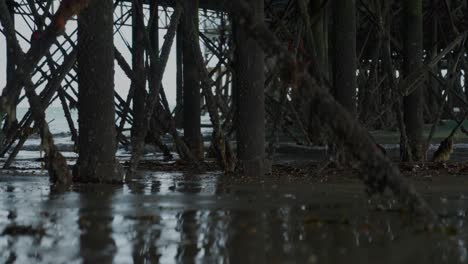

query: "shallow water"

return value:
[1, 172, 468, 263]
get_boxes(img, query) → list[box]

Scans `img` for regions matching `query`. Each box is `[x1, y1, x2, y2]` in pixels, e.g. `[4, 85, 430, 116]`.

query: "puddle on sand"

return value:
[1, 173, 468, 263]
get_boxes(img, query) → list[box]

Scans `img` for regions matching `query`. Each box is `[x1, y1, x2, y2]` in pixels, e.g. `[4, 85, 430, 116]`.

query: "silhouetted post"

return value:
[464, 3, 468, 102]
[402, 0, 424, 161]
[234, 0, 266, 176]
[426, 0, 439, 121]
[329, 0, 357, 163]
[150, 1, 159, 51]
[309, 0, 329, 79]
[332, 0, 357, 115]
[131, 0, 146, 141]
[76, 0, 122, 182]
[181, 0, 203, 159]
[305, 0, 329, 143]
[3, 0, 17, 132]
[175, 24, 183, 128]
[5, 0, 14, 88]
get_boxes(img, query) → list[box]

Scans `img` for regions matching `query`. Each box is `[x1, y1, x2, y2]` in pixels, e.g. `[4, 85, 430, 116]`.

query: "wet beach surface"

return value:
[1, 167, 468, 263]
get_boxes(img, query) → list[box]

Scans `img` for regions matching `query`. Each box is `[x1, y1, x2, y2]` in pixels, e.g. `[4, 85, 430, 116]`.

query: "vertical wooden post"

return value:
[4, 0, 17, 132]
[131, 0, 146, 142]
[175, 24, 184, 128]
[150, 0, 159, 51]
[6, 0, 14, 84]
[427, 0, 439, 121]
[76, 0, 122, 182]
[310, 0, 329, 79]
[328, 0, 357, 163]
[181, 0, 203, 159]
[464, 2, 468, 102]
[332, 0, 357, 115]
[234, 0, 266, 176]
[402, 0, 424, 161]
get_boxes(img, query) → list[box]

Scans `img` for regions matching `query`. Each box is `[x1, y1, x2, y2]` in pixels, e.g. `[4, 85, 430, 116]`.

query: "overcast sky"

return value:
[0, 12, 179, 109]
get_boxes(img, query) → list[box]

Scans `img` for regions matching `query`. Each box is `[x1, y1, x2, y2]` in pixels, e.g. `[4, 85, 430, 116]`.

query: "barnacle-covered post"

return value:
[75, 0, 123, 183]
[233, 0, 267, 177]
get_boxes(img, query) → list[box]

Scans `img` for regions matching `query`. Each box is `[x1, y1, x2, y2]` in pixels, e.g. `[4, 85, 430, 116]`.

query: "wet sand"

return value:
[1, 168, 468, 264]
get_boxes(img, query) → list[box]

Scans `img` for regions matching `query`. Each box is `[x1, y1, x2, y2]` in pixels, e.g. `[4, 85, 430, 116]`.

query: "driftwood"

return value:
[222, 0, 436, 219]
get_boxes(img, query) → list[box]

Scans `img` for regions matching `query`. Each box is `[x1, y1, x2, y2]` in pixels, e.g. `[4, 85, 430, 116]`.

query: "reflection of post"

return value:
[129, 181, 161, 263]
[78, 187, 116, 263]
[228, 211, 265, 263]
[234, 0, 266, 177]
[175, 173, 204, 262]
[2, 183, 18, 262]
[176, 211, 198, 262]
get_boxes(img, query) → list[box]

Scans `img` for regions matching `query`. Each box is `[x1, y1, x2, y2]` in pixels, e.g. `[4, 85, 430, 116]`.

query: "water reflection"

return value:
[77, 184, 118, 263]
[127, 177, 161, 263]
[1, 173, 468, 263]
